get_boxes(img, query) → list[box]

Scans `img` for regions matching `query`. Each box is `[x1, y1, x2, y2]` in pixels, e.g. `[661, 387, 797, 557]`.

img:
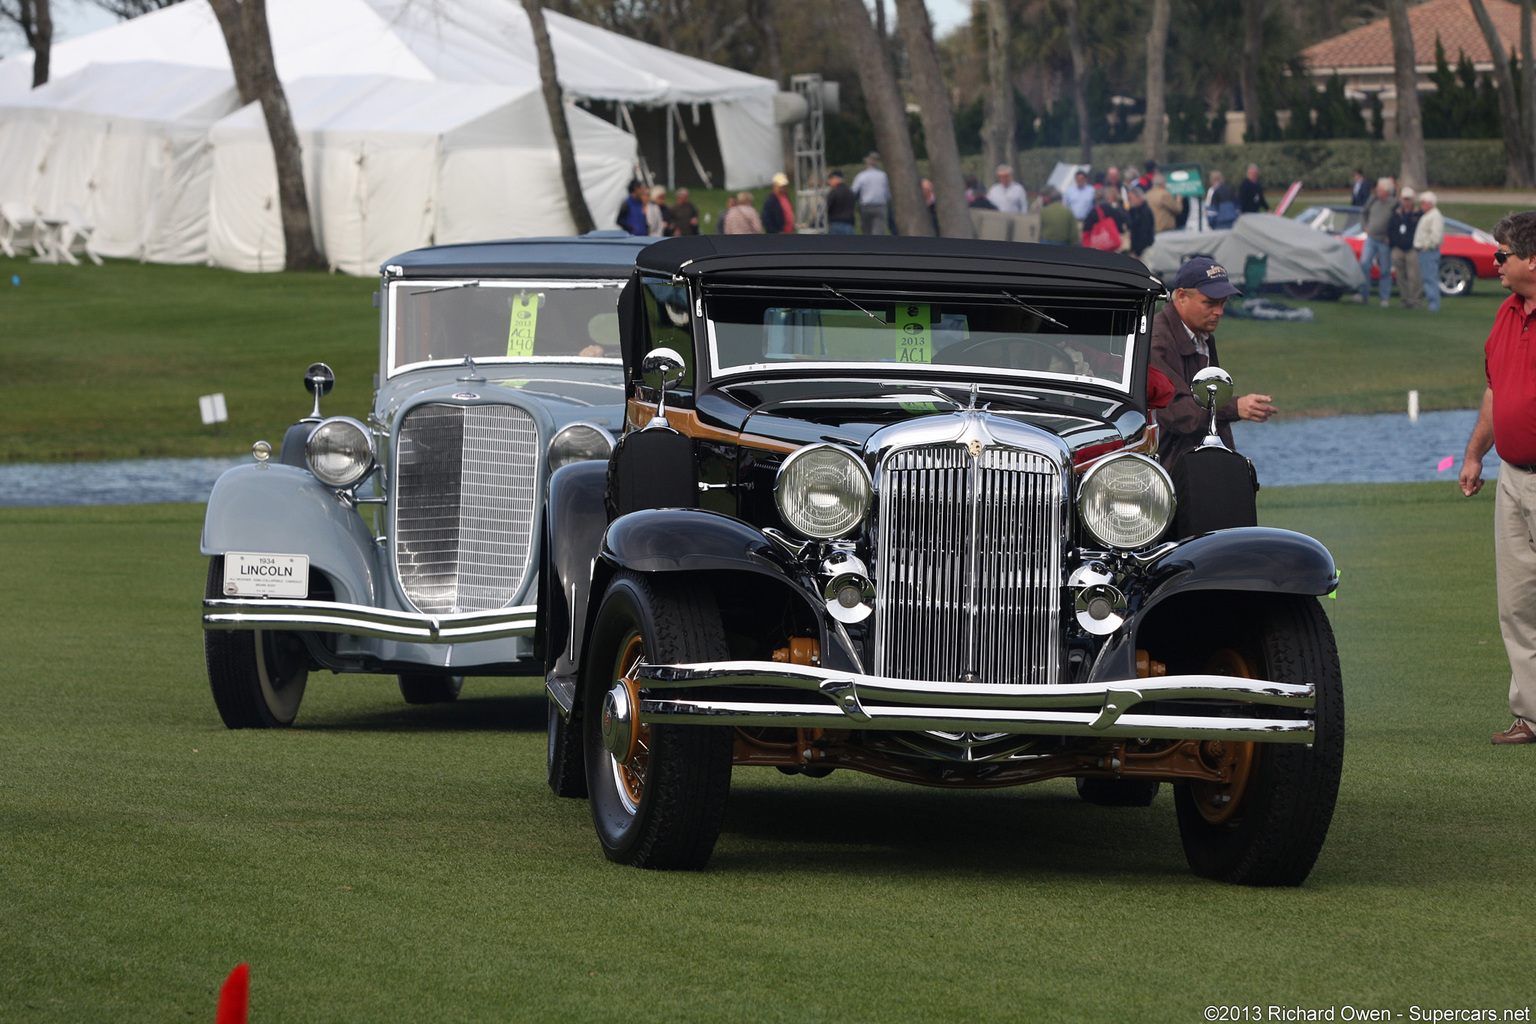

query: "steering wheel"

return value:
[933, 334, 1075, 372]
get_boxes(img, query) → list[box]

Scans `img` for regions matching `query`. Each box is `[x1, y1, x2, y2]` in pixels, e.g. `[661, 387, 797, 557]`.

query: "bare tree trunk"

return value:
[833, 0, 929, 236]
[982, 0, 1015, 181]
[1240, 0, 1265, 142]
[1469, 0, 1533, 186]
[748, 0, 783, 85]
[1387, 0, 1426, 189]
[523, 0, 596, 234]
[3, 0, 54, 86]
[1061, 0, 1091, 165]
[208, 0, 325, 271]
[895, 0, 973, 238]
[1522, 0, 1536, 183]
[1144, 0, 1170, 163]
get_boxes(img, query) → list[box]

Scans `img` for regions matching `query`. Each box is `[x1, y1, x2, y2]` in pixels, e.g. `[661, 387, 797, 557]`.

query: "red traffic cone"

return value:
[215, 963, 249, 1024]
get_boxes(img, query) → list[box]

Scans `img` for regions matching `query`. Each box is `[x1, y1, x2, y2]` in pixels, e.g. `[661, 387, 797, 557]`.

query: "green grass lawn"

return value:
[2, 484, 1529, 1021]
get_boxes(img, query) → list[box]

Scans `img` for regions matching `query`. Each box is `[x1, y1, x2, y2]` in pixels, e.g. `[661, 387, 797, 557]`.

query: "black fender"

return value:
[544, 460, 611, 710]
[1089, 527, 1338, 683]
[602, 508, 862, 674]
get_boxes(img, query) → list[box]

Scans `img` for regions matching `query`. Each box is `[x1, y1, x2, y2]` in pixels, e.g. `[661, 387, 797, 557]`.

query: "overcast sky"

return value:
[2, 0, 976, 62]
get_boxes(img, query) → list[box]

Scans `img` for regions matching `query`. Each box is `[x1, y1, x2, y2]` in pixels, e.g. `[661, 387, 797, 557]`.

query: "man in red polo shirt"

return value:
[1459, 211, 1536, 744]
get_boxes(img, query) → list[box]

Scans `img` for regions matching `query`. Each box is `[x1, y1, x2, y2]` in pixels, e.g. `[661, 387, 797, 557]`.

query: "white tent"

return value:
[206, 75, 637, 274]
[0, 0, 781, 190]
[0, 62, 240, 262]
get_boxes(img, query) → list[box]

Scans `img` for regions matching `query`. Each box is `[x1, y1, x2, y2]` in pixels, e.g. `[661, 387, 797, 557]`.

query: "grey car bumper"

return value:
[203, 598, 537, 643]
[634, 661, 1317, 743]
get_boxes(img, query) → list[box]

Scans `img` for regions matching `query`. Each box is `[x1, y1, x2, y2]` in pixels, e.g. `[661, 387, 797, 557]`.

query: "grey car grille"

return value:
[394, 403, 540, 615]
[874, 444, 1063, 685]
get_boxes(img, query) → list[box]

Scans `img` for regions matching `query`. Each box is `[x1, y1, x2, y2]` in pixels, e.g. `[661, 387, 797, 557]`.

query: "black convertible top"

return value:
[636, 234, 1163, 293]
[383, 231, 652, 280]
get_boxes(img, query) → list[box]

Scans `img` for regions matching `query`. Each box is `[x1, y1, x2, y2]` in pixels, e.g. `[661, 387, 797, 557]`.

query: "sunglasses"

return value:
[1495, 250, 1519, 266]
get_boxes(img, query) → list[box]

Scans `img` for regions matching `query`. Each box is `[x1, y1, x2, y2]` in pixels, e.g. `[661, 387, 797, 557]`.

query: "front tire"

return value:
[1173, 597, 1344, 886]
[204, 556, 309, 728]
[582, 571, 733, 870]
[547, 697, 587, 798]
[398, 673, 464, 704]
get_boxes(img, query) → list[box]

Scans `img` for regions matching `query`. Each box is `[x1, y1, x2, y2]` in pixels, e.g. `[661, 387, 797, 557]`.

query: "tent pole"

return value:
[666, 103, 675, 191]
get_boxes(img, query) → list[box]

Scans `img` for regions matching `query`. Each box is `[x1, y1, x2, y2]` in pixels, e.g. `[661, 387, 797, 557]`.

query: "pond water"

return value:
[0, 409, 1500, 507]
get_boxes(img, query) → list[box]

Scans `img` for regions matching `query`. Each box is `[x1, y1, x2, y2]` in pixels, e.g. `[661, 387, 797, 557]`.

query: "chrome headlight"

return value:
[548, 422, 615, 472]
[774, 444, 872, 540]
[305, 416, 374, 488]
[1077, 453, 1175, 549]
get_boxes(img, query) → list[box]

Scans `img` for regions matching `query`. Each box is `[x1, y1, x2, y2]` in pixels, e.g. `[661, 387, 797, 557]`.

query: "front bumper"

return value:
[203, 598, 537, 643]
[636, 661, 1316, 743]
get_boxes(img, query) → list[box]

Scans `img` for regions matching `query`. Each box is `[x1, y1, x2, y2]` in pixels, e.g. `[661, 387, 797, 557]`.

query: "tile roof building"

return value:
[1300, 0, 1520, 136]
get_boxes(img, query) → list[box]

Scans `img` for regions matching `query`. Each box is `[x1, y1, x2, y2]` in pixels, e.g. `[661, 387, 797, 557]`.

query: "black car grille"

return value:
[874, 444, 1063, 685]
[393, 403, 539, 615]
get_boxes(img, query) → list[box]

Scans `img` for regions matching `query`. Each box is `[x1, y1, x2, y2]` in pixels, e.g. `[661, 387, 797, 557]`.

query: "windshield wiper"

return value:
[1001, 291, 1069, 331]
[412, 281, 481, 297]
[823, 284, 886, 325]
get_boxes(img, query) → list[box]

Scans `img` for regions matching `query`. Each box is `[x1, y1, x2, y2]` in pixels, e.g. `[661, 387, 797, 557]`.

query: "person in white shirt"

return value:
[850, 152, 892, 235]
[1063, 168, 1095, 222]
[987, 165, 1028, 213]
[1415, 190, 1446, 312]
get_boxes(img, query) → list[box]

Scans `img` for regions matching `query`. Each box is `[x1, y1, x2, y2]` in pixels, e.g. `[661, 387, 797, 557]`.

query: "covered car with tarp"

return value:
[1143, 214, 1365, 299]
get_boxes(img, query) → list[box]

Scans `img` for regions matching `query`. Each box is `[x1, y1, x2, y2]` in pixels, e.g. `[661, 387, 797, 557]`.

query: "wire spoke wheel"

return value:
[1186, 648, 1259, 825]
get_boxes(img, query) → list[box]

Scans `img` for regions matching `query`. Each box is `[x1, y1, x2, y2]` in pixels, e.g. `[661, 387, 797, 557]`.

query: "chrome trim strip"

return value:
[632, 661, 1315, 741]
[203, 598, 537, 642]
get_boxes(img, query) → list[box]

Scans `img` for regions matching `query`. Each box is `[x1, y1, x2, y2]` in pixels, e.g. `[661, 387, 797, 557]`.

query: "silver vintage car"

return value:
[201, 232, 650, 727]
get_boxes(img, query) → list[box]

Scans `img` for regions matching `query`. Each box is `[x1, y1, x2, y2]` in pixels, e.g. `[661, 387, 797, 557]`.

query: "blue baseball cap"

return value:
[1172, 256, 1242, 298]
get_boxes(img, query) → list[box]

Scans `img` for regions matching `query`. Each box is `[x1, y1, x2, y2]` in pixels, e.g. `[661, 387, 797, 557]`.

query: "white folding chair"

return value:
[57, 204, 102, 266]
[1, 200, 36, 259]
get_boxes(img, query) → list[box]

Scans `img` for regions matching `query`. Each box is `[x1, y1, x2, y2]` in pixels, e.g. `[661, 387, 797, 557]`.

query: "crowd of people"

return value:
[1350, 173, 1446, 312]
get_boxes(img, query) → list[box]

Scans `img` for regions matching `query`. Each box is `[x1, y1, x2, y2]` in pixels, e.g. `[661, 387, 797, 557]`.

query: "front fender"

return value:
[545, 460, 610, 708]
[602, 508, 861, 674]
[1090, 527, 1337, 682]
[200, 463, 381, 606]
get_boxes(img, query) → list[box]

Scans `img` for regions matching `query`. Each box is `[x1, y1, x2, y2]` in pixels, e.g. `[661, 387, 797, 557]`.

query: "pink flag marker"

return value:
[1438, 456, 1455, 472]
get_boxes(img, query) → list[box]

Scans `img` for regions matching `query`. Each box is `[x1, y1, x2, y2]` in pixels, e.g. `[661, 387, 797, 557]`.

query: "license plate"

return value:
[223, 552, 309, 598]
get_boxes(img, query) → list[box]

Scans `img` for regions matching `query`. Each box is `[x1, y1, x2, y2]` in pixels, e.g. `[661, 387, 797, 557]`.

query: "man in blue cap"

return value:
[1150, 256, 1277, 469]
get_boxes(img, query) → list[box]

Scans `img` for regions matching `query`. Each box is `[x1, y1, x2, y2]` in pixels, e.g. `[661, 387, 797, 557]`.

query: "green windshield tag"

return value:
[895, 303, 931, 363]
[507, 294, 538, 357]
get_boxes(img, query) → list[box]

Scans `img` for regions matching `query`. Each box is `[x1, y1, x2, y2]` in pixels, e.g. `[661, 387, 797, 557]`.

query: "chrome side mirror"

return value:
[1191, 366, 1232, 447]
[304, 362, 335, 421]
[641, 347, 686, 428]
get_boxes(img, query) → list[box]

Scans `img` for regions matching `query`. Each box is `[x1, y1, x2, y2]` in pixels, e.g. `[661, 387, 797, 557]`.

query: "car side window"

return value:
[641, 279, 696, 391]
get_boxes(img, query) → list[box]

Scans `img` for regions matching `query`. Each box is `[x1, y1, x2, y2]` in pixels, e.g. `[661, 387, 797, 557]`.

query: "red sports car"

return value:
[1294, 204, 1499, 297]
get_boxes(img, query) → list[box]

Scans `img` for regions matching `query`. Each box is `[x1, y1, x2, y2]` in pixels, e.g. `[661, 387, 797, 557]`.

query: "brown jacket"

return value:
[1147, 185, 1182, 233]
[1150, 302, 1239, 470]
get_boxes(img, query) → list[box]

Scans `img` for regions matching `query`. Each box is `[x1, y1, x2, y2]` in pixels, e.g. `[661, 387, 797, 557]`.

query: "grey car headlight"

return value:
[1077, 453, 1175, 549]
[775, 444, 872, 540]
[548, 422, 615, 473]
[305, 416, 374, 488]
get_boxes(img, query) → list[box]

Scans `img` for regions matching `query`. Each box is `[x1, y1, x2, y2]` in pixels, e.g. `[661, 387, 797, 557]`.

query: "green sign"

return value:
[1164, 165, 1205, 198]
[894, 303, 931, 364]
[507, 293, 538, 357]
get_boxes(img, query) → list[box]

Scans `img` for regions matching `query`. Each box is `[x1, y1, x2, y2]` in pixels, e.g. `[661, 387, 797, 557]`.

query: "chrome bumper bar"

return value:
[202, 598, 537, 643]
[635, 661, 1316, 743]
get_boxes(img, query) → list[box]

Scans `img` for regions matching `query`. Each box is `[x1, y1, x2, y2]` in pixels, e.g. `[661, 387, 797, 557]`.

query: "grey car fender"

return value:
[200, 463, 381, 607]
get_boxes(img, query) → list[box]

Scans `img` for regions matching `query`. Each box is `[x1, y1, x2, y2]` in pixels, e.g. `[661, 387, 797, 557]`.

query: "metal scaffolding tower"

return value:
[790, 73, 828, 233]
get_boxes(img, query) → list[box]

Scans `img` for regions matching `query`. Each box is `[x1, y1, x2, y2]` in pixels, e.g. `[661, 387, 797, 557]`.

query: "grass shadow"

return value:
[715, 778, 1186, 879]
[298, 692, 547, 733]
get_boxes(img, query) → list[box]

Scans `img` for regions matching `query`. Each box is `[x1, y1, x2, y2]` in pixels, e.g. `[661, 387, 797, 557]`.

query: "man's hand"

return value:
[1236, 393, 1276, 422]
[1460, 455, 1485, 496]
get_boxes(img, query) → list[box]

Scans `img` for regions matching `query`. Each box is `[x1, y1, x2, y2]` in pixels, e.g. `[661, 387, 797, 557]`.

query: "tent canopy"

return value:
[0, 0, 780, 188]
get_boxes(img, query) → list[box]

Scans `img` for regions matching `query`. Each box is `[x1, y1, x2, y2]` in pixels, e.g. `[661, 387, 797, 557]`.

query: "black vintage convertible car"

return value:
[540, 234, 1343, 885]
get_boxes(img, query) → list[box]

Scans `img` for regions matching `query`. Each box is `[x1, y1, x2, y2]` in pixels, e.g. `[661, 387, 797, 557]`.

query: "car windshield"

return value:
[702, 286, 1140, 391]
[389, 279, 624, 375]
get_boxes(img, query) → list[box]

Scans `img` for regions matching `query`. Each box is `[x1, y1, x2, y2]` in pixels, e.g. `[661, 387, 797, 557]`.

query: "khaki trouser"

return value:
[1391, 247, 1422, 307]
[1495, 463, 1536, 720]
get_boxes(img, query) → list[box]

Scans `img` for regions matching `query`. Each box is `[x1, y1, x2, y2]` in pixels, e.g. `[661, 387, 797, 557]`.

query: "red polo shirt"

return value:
[1486, 293, 1536, 466]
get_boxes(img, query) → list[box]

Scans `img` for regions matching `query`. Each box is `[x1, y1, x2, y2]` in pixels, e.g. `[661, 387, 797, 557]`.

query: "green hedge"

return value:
[953, 138, 1507, 191]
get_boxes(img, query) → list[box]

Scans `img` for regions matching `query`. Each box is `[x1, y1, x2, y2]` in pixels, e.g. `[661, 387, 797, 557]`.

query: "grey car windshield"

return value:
[390, 280, 624, 375]
[704, 287, 1139, 389]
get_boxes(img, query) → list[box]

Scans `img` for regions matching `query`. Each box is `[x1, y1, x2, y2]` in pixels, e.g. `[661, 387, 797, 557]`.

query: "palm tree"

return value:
[1468, 0, 1532, 186]
[523, 1, 596, 234]
[982, 0, 1016, 185]
[1144, 0, 1170, 163]
[894, 0, 973, 237]
[1386, 0, 1426, 189]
